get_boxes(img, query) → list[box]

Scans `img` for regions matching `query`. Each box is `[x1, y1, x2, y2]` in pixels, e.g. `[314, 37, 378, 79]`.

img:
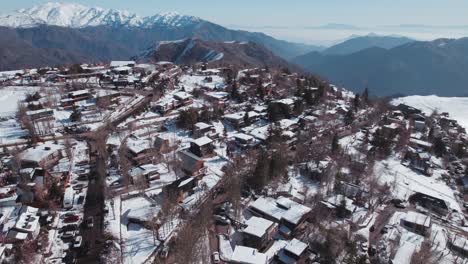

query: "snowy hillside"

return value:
[0, 2, 201, 28]
[392, 95, 468, 129]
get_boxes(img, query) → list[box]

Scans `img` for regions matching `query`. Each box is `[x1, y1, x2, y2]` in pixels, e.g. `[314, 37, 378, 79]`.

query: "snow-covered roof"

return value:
[173, 91, 193, 101]
[192, 136, 213, 146]
[231, 246, 267, 264]
[250, 196, 311, 225]
[110, 61, 135, 67]
[234, 133, 254, 142]
[403, 211, 431, 228]
[69, 89, 89, 97]
[284, 238, 308, 257]
[273, 98, 295, 106]
[195, 122, 212, 130]
[243, 216, 276, 238]
[14, 206, 39, 233]
[20, 143, 62, 163]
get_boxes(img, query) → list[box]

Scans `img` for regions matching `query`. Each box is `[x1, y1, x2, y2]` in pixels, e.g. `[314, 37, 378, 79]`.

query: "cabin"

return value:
[26, 108, 54, 121]
[178, 150, 205, 177]
[401, 211, 431, 236]
[405, 147, 433, 175]
[242, 216, 278, 250]
[193, 122, 216, 139]
[277, 239, 310, 264]
[231, 246, 267, 264]
[173, 91, 193, 106]
[189, 136, 214, 157]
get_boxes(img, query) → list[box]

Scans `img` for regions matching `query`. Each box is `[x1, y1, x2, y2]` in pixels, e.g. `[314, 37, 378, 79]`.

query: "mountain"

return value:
[293, 38, 468, 96]
[322, 34, 414, 55]
[0, 3, 320, 71]
[136, 38, 294, 69]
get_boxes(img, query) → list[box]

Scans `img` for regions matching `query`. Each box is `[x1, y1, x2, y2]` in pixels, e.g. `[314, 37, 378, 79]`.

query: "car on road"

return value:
[61, 231, 76, 240]
[212, 251, 220, 263]
[73, 236, 83, 249]
[60, 224, 79, 233]
[64, 215, 80, 223]
[86, 216, 94, 228]
[214, 215, 230, 225]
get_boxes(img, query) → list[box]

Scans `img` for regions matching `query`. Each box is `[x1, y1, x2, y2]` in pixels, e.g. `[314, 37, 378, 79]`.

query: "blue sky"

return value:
[4, 0, 468, 45]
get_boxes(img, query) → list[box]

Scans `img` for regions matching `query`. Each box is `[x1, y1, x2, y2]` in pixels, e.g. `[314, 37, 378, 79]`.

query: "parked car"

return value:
[64, 215, 80, 223]
[86, 216, 94, 228]
[214, 215, 230, 225]
[73, 236, 83, 248]
[212, 251, 220, 263]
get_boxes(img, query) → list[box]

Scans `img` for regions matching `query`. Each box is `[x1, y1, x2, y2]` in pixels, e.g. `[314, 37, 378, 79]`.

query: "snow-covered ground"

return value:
[0, 86, 40, 117]
[392, 95, 468, 130]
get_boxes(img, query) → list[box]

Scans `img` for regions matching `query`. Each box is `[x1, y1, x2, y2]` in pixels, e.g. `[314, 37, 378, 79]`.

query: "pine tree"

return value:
[344, 109, 354, 126]
[331, 133, 340, 154]
[362, 87, 369, 105]
[353, 93, 360, 110]
[70, 105, 82, 122]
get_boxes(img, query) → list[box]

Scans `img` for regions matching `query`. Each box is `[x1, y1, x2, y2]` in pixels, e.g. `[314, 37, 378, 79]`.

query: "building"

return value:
[242, 216, 278, 250]
[20, 143, 63, 169]
[401, 211, 431, 236]
[277, 239, 310, 264]
[249, 197, 311, 235]
[189, 136, 214, 157]
[193, 122, 216, 139]
[178, 150, 205, 177]
[110, 61, 135, 68]
[231, 246, 267, 264]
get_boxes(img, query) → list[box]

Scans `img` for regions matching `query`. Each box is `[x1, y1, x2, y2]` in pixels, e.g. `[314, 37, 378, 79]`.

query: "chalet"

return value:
[20, 143, 63, 169]
[126, 136, 154, 165]
[110, 61, 135, 68]
[193, 122, 216, 138]
[396, 104, 422, 119]
[337, 181, 369, 201]
[231, 246, 267, 264]
[6, 206, 40, 242]
[401, 211, 431, 236]
[164, 176, 197, 203]
[409, 138, 433, 152]
[173, 91, 193, 106]
[68, 89, 92, 102]
[277, 238, 310, 264]
[129, 164, 169, 183]
[405, 147, 432, 175]
[154, 135, 176, 154]
[408, 192, 450, 216]
[249, 197, 311, 234]
[414, 120, 426, 132]
[242, 216, 278, 250]
[271, 98, 296, 114]
[189, 136, 214, 157]
[205, 91, 229, 106]
[233, 133, 256, 148]
[178, 150, 205, 177]
[382, 123, 399, 138]
[26, 108, 54, 121]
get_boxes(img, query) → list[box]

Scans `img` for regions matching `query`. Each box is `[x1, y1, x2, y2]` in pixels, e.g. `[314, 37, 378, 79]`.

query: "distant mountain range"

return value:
[136, 38, 293, 69]
[293, 37, 468, 96]
[322, 34, 414, 55]
[0, 2, 321, 70]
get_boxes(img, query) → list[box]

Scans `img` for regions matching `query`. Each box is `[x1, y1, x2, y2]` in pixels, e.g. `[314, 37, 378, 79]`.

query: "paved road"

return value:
[77, 140, 106, 264]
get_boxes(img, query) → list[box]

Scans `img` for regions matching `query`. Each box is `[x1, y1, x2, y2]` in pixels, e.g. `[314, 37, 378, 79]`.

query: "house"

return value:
[409, 138, 433, 152]
[205, 91, 229, 106]
[110, 61, 135, 68]
[126, 136, 154, 165]
[68, 89, 92, 102]
[173, 91, 193, 106]
[189, 136, 214, 157]
[178, 150, 205, 177]
[154, 134, 176, 154]
[277, 239, 310, 264]
[414, 120, 426, 132]
[7, 206, 40, 242]
[26, 108, 54, 121]
[233, 133, 256, 148]
[163, 176, 197, 203]
[231, 246, 267, 264]
[405, 147, 433, 175]
[249, 197, 311, 234]
[401, 211, 431, 236]
[242, 216, 278, 250]
[20, 143, 63, 169]
[193, 122, 216, 139]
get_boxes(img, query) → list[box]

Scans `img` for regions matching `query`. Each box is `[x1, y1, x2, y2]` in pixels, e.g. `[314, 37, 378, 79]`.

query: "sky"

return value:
[4, 0, 468, 45]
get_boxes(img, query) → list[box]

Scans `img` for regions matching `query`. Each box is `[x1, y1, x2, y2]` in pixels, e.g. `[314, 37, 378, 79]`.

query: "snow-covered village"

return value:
[1, 2, 468, 264]
[0, 57, 467, 264]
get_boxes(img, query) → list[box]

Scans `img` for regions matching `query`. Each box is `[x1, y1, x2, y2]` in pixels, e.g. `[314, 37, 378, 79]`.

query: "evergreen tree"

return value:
[243, 112, 250, 126]
[344, 109, 354, 126]
[331, 133, 340, 154]
[70, 105, 82, 122]
[433, 137, 446, 157]
[353, 93, 360, 110]
[362, 87, 369, 105]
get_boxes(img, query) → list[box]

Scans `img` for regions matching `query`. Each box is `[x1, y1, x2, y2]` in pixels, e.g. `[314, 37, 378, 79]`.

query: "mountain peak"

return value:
[0, 2, 202, 28]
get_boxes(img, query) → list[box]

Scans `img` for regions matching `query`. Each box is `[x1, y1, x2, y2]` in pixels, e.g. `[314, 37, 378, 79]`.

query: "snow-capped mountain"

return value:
[0, 2, 201, 28]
